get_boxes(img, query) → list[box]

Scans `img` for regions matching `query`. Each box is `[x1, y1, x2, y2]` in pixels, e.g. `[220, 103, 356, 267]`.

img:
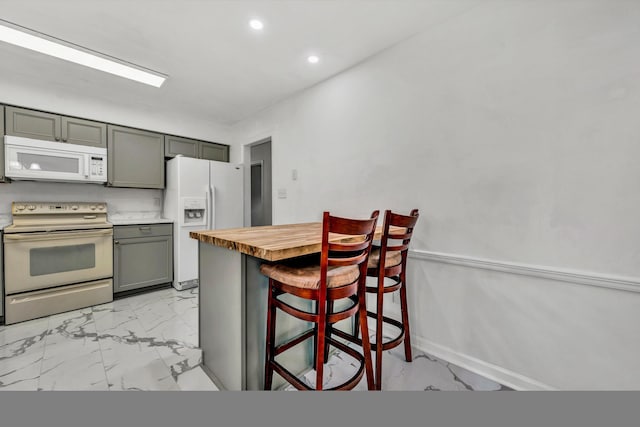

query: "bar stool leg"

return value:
[264, 279, 277, 390]
[358, 280, 375, 391]
[399, 264, 412, 362]
[375, 273, 385, 390]
[324, 301, 334, 362]
[352, 297, 360, 340]
[315, 300, 327, 390]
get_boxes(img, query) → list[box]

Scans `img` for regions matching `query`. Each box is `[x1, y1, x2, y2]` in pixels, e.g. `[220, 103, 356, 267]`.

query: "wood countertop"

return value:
[190, 222, 396, 262]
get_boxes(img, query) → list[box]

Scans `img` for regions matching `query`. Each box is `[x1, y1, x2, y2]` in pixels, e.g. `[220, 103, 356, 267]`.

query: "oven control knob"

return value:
[97, 205, 105, 211]
[27, 205, 36, 211]
[16, 204, 25, 211]
[90, 205, 97, 210]
[71, 205, 79, 210]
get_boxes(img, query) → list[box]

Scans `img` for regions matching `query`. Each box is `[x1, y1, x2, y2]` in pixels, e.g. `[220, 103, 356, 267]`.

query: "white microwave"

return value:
[4, 136, 107, 184]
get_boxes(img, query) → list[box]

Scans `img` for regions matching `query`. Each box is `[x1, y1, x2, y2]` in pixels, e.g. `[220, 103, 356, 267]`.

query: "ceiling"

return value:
[0, 1, 479, 126]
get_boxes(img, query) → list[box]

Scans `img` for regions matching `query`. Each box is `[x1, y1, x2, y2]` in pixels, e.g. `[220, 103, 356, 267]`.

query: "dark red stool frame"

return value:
[344, 208, 419, 390]
[262, 211, 379, 390]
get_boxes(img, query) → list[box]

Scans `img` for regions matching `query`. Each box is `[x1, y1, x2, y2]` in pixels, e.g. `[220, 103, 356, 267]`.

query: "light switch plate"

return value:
[278, 188, 287, 199]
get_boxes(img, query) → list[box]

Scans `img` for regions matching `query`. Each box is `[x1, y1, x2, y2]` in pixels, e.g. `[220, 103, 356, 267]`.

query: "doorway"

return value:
[249, 139, 272, 226]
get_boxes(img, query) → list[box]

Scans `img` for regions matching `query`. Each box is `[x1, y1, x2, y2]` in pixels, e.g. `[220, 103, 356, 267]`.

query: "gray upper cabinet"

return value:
[200, 141, 229, 162]
[1, 106, 5, 182]
[5, 106, 106, 148]
[165, 135, 199, 158]
[61, 116, 107, 148]
[165, 135, 230, 162]
[5, 106, 60, 142]
[107, 125, 165, 189]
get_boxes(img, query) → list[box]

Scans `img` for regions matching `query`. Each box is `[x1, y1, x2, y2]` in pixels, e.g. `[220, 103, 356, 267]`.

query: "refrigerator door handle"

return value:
[205, 188, 210, 229]
[209, 185, 216, 230]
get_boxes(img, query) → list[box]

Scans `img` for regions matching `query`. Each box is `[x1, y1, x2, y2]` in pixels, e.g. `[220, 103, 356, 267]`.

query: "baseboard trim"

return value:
[412, 336, 555, 391]
[409, 250, 640, 294]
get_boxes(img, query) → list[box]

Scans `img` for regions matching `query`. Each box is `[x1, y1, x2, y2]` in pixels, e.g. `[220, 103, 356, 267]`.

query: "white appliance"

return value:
[4, 135, 107, 183]
[3, 202, 113, 325]
[163, 156, 244, 290]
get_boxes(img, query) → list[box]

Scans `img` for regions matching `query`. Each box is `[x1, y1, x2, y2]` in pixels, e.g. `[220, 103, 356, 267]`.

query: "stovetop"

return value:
[4, 201, 112, 233]
[11, 201, 107, 216]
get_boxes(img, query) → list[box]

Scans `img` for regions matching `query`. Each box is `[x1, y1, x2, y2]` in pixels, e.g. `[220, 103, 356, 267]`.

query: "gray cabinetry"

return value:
[61, 116, 107, 148]
[165, 135, 199, 158]
[5, 106, 60, 142]
[113, 224, 173, 294]
[107, 125, 165, 189]
[5, 106, 106, 147]
[165, 135, 230, 162]
[200, 141, 229, 162]
[1, 106, 5, 182]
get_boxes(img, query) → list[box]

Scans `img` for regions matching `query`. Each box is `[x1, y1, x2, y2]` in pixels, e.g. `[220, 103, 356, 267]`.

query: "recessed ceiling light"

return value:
[307, 55, 320, 64]
[249, 19, 264, 31]
[0, 19, 167, 87]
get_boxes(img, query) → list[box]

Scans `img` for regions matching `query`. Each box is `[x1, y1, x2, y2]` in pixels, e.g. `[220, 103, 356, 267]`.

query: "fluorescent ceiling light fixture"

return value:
[0, 20, 167, 87]
[307, 55, 320, 64]
[249, 19, 264, 30]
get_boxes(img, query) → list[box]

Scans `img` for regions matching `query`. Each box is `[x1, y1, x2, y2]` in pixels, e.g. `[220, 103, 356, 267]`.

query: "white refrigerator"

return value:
[163, 156, 244, 290]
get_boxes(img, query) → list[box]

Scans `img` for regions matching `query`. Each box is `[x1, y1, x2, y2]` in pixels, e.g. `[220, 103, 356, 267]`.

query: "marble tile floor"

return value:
[0, 286, 217, 391]
[2, 285, 510, 391]
[291, 341, 513, 391]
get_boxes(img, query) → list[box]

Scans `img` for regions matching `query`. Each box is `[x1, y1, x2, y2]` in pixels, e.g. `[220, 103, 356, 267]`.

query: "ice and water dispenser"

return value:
[181, 197, 206, 226]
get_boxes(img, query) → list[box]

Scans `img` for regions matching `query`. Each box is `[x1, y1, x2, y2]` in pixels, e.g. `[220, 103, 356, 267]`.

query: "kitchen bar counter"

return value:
[190, 222, 392, 390]
[190, 222, 396, 261]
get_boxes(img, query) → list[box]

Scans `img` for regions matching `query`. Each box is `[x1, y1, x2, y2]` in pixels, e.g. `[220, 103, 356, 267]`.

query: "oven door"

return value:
[3, 228, 113, 294]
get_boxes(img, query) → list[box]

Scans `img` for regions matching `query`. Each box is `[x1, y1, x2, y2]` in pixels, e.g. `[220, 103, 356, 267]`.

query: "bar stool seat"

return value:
[261, 211, 379, 391]
[367, 247, 402, 269]
[260, 263, 360, 290]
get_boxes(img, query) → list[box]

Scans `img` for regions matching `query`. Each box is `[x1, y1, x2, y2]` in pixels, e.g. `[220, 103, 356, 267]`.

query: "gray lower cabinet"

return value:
[107, 125, 165, 189]
[1, 106, 5, 182]
[113, 224, 173, 294]
[5, 106, 106, 147]
[165, 134, 230, 162]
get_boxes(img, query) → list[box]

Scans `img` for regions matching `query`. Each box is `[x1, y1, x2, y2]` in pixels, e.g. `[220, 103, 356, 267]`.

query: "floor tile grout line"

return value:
[91, 306, 112, 391]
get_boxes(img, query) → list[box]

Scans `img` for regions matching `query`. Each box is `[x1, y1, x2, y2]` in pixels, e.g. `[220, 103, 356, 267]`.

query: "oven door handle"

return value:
[4, 229, 113, 242]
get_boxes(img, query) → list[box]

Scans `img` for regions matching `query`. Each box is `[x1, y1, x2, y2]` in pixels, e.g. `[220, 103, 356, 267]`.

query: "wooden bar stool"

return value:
[259, 211, 379, 390]
[361, 208, 419, 390]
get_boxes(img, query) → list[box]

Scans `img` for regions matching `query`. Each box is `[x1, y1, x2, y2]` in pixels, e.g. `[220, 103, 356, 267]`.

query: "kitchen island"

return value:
[190, 222, 388, 390]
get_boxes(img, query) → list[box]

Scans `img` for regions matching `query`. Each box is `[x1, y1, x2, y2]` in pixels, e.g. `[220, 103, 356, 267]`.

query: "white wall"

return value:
[232, 0, 640, 389]
[0, 181, 162, 218]
[0, 81, 232, 149]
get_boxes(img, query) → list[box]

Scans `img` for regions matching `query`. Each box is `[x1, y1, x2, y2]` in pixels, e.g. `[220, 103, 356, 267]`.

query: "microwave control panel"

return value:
[90, 156, 107, 179]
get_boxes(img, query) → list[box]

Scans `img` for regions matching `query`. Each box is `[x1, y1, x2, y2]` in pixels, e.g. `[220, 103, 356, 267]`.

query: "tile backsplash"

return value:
[0, 181, 162, 217]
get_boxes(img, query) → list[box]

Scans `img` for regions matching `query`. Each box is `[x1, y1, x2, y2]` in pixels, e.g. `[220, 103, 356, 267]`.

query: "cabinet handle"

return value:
[114, 240, 120, 244]
[139, 226, 151, 231]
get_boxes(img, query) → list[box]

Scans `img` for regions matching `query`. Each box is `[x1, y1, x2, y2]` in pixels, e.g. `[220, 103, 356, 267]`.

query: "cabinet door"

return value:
[165, 135, 199, 158]
[199, 141, 229, 162]
[61, 116, 107, 148]
[1, 106, 5, 182]
[113, 235, 173, 293]
[5, 106, 61, 141]
[107, 125, 165, 189]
